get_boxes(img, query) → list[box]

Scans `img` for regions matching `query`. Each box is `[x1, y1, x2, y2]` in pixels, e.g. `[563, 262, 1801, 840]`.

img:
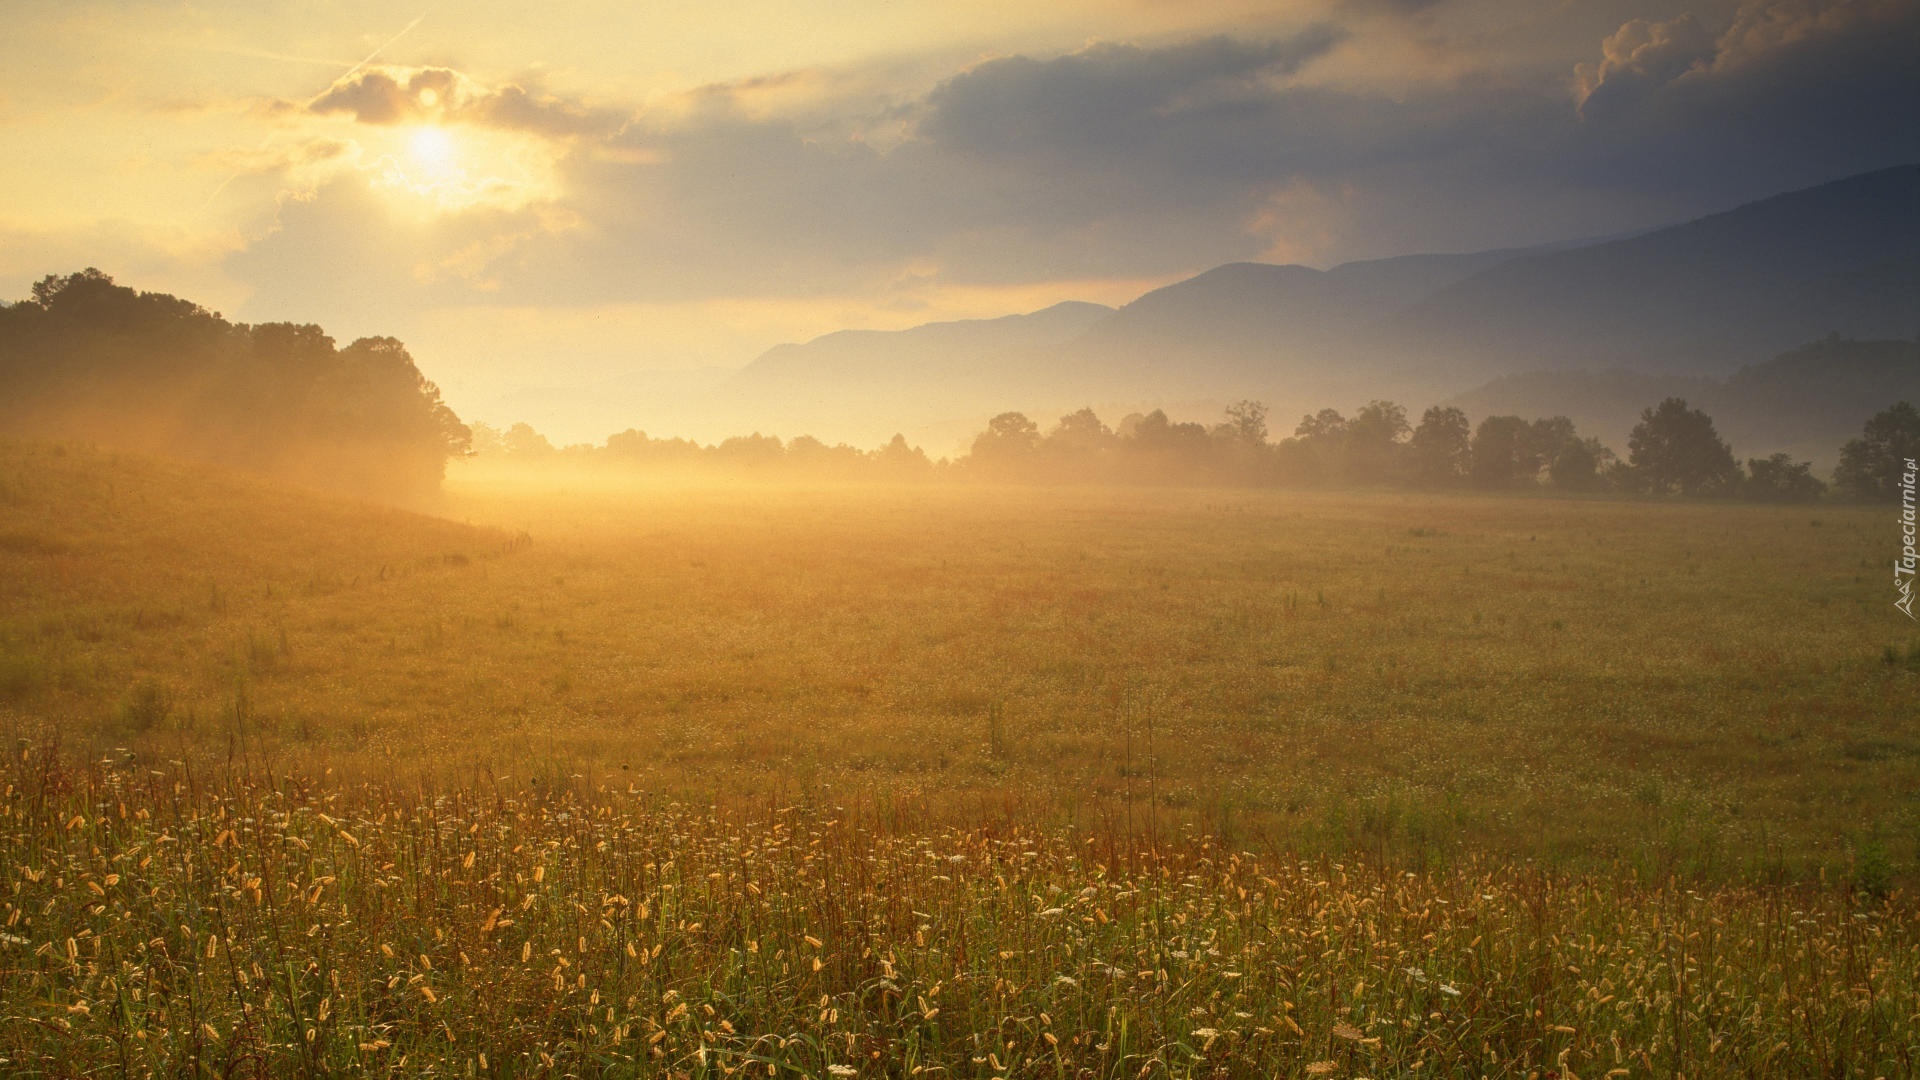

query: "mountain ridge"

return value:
[668, 164, 1920, 449]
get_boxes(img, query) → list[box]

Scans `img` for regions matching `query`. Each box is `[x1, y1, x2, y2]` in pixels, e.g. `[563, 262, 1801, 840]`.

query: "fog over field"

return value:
[3, 1, 1919, 1076]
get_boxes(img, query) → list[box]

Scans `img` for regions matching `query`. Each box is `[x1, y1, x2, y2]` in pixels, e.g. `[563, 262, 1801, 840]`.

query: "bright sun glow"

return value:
[375, 124, 554, 216]
[408, 126, 457, 170]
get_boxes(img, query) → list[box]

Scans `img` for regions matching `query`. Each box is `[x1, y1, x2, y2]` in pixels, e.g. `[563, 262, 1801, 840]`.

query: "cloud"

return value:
[307, 66, 626, 137]
[1573, 14, 1714, 115]
[227, 178, 566, 331]
[920, 31, 1345, 166]
[1568, 0, 1920, 201]
[202, 137, 355, 177]
[1577, 0, 1920, 117]
[222, 9, 1920, 331]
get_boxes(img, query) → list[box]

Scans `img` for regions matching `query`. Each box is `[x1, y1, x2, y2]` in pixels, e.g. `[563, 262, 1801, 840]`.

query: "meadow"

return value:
[2, 440, 1917, 1076]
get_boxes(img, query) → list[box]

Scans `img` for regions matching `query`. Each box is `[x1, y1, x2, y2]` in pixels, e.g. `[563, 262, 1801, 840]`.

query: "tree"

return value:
[1527, 417, 1577, 466]
[1627, 398, 1740, 496]
[1048, 408, 1115, 454]
[1294, 408, 1347, 442]
[1, 270, 470, 500]
[874, 433, 931, 474]
[1470, 415, 1534, 488]
[1745, 453, 1827, 502]
[1222, 400, 1268, 446]
[1346, 400, 1409, 482]
[970, 411, 1041, 476]
[1835, 402, 1920, 501]
[1549, 436, 1615, 492]
[503, 422, 556, 458]
[1408, 406, 1471, 484]
[469, 421, 508, 456]
[714, 432, 785, 467]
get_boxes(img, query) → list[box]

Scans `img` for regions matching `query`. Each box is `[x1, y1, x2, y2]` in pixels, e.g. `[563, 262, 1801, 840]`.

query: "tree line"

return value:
[8, 268, 1912, 503]
[468, 422, 936, 480]
[0, 270, 470, 501]
[474, 397, 1917, 503]
[964, 397, 1917, 501]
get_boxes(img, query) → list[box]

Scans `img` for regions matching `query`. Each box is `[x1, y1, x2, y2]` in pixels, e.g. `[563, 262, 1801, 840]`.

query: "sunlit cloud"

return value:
[306, 65, 628, 137]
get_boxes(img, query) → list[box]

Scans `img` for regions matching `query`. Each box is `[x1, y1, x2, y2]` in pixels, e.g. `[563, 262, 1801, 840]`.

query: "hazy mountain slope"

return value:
[686, 166, 1918, 447]
[719, 301, 1118, 450]
[722, 249, 1534, 442]
[1058, 248, 1527, 390]
[1400, 164, 1920, 375]
[738, 301, 1115, 386]
[1447, 337, 1920, 466]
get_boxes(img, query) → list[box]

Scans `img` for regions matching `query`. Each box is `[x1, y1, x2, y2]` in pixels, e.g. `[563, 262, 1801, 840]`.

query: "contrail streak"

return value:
[333, 4, 438, 88]
[202, 5, 437, 216]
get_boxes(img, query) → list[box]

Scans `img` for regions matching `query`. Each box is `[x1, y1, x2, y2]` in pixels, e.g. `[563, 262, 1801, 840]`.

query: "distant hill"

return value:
[720, 165, 1920, 447]
[1448, 337, 1920, 467]
[1402, 165, 1920, 376]
[726, 301, 1116, 449]
[740, 301, 1114, 386]
[1057, 249, 1525, 395]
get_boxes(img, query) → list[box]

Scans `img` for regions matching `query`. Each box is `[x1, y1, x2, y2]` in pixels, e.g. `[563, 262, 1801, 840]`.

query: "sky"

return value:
[3, 0, 1916, 441]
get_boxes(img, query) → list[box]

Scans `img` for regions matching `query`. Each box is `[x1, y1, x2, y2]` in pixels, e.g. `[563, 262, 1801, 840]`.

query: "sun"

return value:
[370, 122, 554, 215]
[408, 126, 458, 171]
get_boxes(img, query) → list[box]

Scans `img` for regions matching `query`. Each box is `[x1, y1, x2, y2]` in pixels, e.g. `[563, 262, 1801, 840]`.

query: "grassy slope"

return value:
[0, 440, 518, 736]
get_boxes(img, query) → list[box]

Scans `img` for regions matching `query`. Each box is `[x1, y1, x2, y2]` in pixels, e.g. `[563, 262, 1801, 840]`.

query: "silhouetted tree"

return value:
[1223, 400, 1269, 446]
[1835, 402, 1920, 501]
[1295, 408, 1347, 442]
[874, 433, 932, 475]
[1346, 400, 1409, 483]
[1627, 398, 1739, 495]
[1287, 408, 1348, 484]
[1408, 406, 1471, 485]
[0, 269, 469, 500]
[1118, 409, 1212, 482]
[714, 432, 785, 468]
[469, 422, 508, 456]
[1470, 415, 1535, 488]
[971, 411, 1041, 477]
[1527, 417, 1577, 466]
[1745, 453, 1827, 502]
[1549, 437, 1615, 491]
[503, 422, 556, 458]
[1052, 408, 1114, 453]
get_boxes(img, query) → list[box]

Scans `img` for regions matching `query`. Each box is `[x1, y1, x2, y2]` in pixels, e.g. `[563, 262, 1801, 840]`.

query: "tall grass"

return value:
[2, 744, 1913, 1077]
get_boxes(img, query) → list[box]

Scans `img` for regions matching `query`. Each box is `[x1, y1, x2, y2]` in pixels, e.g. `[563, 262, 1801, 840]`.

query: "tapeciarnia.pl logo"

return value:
[1898, 456, 1917, 620]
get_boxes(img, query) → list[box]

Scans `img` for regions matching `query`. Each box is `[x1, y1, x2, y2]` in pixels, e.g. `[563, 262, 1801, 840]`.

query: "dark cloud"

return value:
[1573, 13, 1715, 116]
[232, 8, 1920, 319]
[307, 66, 625, 137]
[477, 85, 626, 137]
[920, 31, 1343, 162]
[308, 68, 427, 124]
[1568, 0, 1920, 203]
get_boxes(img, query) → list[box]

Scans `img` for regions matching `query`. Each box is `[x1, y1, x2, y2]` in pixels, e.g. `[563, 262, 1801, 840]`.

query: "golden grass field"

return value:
[2, 440, 1917, 1076]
